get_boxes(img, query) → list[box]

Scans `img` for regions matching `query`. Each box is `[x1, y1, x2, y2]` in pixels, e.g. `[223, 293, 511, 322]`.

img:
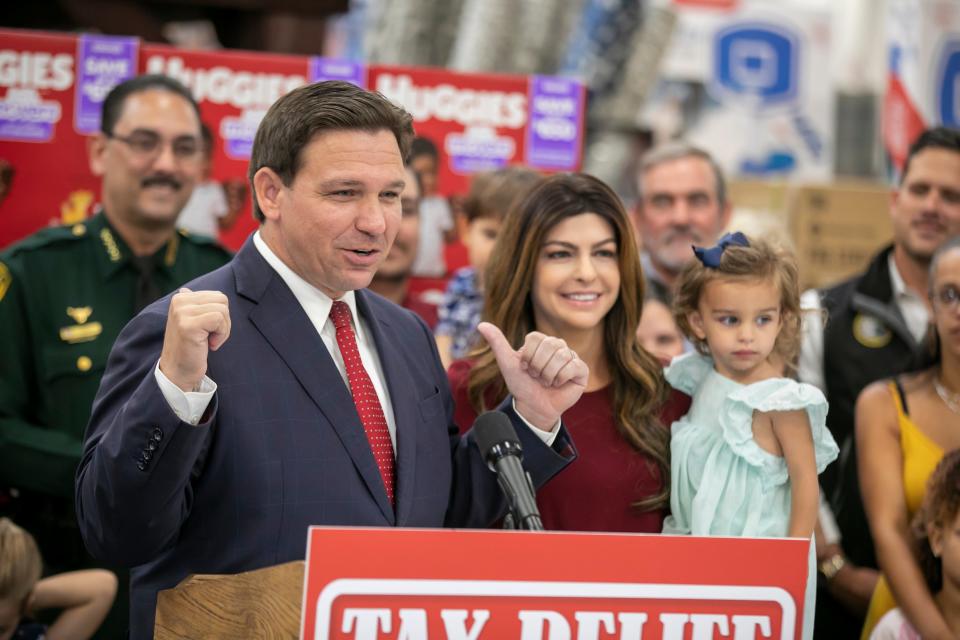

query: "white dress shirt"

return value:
[156, 231, 399, 446]
[155, 231, 557, 445]
[797, 254, 930, 392]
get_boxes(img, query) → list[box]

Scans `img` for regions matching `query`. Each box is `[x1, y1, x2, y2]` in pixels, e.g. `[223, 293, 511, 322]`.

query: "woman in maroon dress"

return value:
[449, 173, 688, 533]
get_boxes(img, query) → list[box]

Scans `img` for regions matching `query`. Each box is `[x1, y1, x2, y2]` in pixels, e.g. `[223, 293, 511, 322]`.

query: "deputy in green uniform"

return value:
[0, 74, 231, 634]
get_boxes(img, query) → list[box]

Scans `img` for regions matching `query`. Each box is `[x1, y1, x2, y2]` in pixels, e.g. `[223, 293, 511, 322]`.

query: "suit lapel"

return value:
[356, 291, 419, 526]
[235, 240, 396, 524]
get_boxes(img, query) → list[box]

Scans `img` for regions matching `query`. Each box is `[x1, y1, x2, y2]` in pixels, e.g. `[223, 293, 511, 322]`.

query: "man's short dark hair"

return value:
[902, 126, 960, 183]
[248, 80, 415, 223]
[409, 136, 439, 163]
[100, 74, 201, 136]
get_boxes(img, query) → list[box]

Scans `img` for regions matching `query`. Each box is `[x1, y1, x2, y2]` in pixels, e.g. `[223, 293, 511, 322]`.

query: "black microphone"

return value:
[473, 411, 544, 531]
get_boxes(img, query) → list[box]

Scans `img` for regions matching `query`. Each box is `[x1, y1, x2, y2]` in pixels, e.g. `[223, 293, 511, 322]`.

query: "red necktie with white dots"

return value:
[329, 300, 396, 505]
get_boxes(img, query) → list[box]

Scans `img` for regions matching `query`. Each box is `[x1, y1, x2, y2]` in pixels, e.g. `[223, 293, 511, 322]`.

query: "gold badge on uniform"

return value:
[61, 307, 101, 343]
[60, 322, 102, 343]
[67, 306, 93, 324]
[0, 262, 10, 303]
[100, 228, 121, 262]
[853, 313, 892, 348]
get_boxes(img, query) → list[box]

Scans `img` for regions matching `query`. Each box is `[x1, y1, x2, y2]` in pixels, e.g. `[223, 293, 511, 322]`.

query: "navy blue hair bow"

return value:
[692, 231, 750, 269]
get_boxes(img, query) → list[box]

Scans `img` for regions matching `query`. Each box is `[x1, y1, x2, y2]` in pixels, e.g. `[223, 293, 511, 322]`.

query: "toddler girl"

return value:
[664, 232, 839, 640]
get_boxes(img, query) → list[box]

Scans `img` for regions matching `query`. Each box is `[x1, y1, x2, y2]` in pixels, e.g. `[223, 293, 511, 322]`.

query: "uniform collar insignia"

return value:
[99, 227, 122, 263]
[67, 306, 93, 324]
[164, 232, 180, 267]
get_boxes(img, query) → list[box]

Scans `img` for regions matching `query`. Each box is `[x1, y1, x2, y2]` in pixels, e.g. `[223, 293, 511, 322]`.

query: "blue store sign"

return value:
[936, 38, 960, 128]
[712, 23, 798, 106]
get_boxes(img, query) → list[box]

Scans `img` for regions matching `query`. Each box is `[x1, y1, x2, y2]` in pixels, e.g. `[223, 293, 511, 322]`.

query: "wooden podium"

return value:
[154, 561, 304, 639]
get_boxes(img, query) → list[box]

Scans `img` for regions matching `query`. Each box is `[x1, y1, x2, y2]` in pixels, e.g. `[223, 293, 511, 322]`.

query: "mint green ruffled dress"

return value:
[662, 353, 839, 640]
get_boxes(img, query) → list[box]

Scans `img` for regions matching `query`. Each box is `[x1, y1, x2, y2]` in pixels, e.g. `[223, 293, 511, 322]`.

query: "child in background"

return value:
[665, 232, 839, 640]
[636, 295, 686, 367]
[408, 137, 456, 278]
[0, 518, 116, 640]
[435, 166, 542, 369]
[870, 449, 960, 639]
[175, 123, 232, 239]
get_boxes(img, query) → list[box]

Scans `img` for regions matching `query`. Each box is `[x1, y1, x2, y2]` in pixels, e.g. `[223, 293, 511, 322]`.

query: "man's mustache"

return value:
[661, 227, 704, 245]
[141, 175, 182, 190]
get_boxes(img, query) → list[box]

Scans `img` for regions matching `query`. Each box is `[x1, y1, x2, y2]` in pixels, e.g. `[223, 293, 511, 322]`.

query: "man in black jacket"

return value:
[798, 126, 960, 637]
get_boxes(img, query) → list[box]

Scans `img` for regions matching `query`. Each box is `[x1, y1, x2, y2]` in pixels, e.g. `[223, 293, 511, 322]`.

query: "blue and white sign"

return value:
[712, 23, 798, 105]
[649, 4, 833, 180]
[935, 38, 960, 127]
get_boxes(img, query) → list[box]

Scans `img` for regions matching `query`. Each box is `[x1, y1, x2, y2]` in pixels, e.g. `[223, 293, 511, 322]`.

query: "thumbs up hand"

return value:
[477, 322, 589, 431]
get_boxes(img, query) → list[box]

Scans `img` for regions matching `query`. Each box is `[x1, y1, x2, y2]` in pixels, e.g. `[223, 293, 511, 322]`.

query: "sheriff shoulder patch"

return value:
[0, 262, 10, 303]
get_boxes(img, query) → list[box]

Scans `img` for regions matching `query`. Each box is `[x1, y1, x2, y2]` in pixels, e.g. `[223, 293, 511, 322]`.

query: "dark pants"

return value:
[814, 578, 866, 639]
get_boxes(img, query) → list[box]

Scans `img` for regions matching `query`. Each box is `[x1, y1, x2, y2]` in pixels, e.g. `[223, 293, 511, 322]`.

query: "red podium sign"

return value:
[301, 527, 809, 640]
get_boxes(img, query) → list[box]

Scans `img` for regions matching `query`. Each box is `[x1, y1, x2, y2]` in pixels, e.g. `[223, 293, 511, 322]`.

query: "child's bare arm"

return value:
[770, 409, 819, 538]
[29, 569, 117, 640]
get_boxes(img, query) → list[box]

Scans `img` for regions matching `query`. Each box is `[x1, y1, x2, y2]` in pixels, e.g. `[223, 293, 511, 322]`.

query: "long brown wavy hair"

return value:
[466, 173, 670, 510]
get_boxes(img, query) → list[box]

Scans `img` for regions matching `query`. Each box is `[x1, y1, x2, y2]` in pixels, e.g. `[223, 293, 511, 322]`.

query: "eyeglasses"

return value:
[933, 285, 960, 309]
[106, 130, 202, 163]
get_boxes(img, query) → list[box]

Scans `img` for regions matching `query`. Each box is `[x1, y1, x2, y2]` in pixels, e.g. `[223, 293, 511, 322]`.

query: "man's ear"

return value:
[889, 187, 900, 226]
[87, 133, 109, 177]
[688, 310, 706, 340]
[253, 167, 285, 222]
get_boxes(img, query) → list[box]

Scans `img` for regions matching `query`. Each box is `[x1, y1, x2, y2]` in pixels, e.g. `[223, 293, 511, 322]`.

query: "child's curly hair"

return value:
[672, 234, 803, 364]
[912, 449, 960, 593]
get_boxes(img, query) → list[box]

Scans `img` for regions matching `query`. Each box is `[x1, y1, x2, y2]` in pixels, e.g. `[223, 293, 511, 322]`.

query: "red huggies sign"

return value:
[0, 28, 585, 251]
[301, 527, 809, 640]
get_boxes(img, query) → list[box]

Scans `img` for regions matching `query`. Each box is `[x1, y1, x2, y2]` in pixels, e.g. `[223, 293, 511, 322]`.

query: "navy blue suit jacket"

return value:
[75, 237, 573, 638]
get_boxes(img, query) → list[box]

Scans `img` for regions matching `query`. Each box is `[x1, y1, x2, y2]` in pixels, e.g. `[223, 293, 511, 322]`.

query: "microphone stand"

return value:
[497, 465, 543, 531]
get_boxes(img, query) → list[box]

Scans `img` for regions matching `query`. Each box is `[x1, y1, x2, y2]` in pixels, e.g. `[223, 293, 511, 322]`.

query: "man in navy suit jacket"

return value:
[75, 80, 586, 638]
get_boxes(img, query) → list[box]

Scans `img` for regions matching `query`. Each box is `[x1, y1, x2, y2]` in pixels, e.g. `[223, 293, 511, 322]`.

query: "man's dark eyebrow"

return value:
[647, 189, 710, 198]
[125, 127, 197, 139]
[318, 179, 364, 190]
[317, 179, 407, 193]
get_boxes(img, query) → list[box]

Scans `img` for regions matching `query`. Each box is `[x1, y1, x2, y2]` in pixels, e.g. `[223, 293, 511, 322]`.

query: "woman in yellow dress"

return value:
[857, 237, 960, 639]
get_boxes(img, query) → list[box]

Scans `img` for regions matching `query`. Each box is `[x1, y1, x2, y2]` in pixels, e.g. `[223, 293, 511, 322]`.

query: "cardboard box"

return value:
[728, 180, 792, 219]
[727, 179, 795, 251]
[726, 179, 894, 291]
[788, 182, 893, 291]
